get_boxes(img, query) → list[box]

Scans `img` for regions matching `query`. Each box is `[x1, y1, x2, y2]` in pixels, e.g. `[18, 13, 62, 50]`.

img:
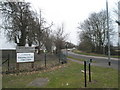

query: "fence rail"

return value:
[2, 59, 8, 65]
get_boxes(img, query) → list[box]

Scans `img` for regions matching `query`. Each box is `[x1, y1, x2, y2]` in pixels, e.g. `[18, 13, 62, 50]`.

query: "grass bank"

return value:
[72, 50, 119, 58]
[67, 56, 85, 61]
[2, 60, 118, 88]
[67, 56, 96, 63]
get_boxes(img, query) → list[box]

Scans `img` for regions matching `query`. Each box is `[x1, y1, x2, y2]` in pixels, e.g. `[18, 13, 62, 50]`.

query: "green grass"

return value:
[2, 58, 59, 73]
[2, 60, 118, 88]
[72, 49, 120, 58]
[67, 56, 96, 63]
[67, 56, 85, 61]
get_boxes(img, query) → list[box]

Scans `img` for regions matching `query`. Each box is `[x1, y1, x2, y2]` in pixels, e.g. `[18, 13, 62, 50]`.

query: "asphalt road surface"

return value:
[64, 51, 119, 70]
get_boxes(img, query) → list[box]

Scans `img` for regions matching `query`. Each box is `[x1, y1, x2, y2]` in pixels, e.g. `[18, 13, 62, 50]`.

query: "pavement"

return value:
[65, 51, 119, 70]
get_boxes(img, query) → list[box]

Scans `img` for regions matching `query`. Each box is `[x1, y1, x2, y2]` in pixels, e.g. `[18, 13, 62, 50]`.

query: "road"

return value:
[64, 51, 119, 70]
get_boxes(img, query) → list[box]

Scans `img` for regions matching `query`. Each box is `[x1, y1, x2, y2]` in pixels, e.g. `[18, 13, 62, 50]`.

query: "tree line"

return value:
[1, 1, 118, 55]
[77, 10, 118, 55]
[0, 2, 72, 54]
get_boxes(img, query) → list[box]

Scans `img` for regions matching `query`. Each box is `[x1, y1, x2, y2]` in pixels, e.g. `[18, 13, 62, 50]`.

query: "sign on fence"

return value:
[16, 46, 35, 72]
[16, 46, 35, 63]
[17, 53, 34, 63]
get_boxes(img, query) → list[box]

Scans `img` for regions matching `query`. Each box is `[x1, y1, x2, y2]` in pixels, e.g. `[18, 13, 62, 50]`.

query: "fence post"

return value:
[59, 59, 60, 63]
[84, 61, 87, 87]
[16, 63, 19, 75]
[31, 62, 34, 68]
[89, 62, 91, 82]
[58, 53, 60, 63]
[8, 54, 10, 72]
[45, 53, 46, 68]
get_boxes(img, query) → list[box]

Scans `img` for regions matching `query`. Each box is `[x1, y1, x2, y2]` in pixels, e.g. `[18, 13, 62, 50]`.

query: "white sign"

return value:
[17, 53, 34, 63]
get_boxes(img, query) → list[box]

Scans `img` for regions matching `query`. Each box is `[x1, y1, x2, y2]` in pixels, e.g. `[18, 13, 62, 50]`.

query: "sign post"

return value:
[89, 62, 91, 82]
[89, 59, 92, 82]
[84, 59, 92, 87]
[16, 63, 19, 75]
[84, 61, 87, 87]
[16, 46, 35, 72]
[8, 54, 10, 72]
[44, 50, 47, 68]
[31, 62, 34, 68]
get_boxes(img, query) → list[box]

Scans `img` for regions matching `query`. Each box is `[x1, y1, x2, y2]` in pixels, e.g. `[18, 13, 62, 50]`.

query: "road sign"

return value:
[86, 60, 91, 65]
[86, 59, 92, 65]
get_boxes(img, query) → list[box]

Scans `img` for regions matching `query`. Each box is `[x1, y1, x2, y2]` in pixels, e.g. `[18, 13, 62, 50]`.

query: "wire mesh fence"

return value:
[2, 52, 67, 74]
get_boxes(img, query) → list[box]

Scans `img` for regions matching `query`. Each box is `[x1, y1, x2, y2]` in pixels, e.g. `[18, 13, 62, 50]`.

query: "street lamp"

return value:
[116, 20, 120, 25]
[116, 20, 120, 38]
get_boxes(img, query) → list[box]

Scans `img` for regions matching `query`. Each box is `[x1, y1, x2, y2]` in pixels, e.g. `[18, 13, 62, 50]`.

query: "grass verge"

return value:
[72, 50, 120, 58]
[2, 60, 118, 88]
[67, 56, 96, 63]
[67, 56, 85, 61]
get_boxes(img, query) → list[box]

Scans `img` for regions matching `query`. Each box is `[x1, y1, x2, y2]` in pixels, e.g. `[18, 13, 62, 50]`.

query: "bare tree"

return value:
[31, 10, 53, 53]
[114, 1, 120, 19]
[42, 29, 53, 52]
[0, 2, 33, 46]
[78, 10, 114, 54]
[53, 24, 68, 54]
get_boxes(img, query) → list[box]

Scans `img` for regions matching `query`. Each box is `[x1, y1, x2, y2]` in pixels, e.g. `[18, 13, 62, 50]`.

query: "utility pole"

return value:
[106, 0, 111, 66]
[115, 1, 120, 49]
[118, 1, 120, 47]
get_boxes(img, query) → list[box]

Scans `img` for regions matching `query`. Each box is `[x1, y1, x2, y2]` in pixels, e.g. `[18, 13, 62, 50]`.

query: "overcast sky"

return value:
[0, 0, 119, 49]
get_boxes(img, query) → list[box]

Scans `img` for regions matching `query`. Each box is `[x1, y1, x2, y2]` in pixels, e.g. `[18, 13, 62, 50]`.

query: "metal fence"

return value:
[2, 51, 67, 74]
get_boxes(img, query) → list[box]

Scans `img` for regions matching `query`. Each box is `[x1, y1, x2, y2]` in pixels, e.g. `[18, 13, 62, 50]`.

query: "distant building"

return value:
[51, 45, 56, 52]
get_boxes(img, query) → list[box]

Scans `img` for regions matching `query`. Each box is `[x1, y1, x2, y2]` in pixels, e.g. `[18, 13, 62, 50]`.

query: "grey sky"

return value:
[0, 0, 119, 49]
[26, 0, 119, 45]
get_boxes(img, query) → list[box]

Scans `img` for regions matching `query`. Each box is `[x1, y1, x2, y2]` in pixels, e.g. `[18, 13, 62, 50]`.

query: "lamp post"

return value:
[116, 20, 120, 25]
[106, 0, 111, 66]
